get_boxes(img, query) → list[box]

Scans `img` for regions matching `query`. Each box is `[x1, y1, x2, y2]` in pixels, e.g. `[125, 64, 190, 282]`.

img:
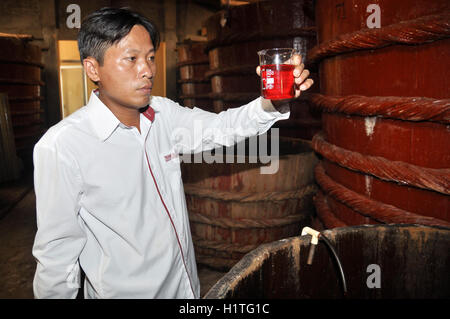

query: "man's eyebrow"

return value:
[124, 48, 155, 54]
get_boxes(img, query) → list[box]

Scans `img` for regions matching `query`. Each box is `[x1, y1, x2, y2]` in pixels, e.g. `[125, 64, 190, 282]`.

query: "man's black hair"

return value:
[77, 7, 160, 65]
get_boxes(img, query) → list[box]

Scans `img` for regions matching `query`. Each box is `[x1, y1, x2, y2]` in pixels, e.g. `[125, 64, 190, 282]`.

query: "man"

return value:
[32, 7, 314, 298]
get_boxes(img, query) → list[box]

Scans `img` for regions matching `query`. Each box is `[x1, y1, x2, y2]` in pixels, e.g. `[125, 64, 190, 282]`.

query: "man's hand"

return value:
[256, 53, 314, 112]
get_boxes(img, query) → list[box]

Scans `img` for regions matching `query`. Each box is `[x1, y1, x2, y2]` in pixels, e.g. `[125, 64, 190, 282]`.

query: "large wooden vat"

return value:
[181, 137, 318, 270]
[307, 0, 450, 228]
[0, 35, 44, 162]
[204, 0, 321, 139]
[176, 40, 214, 112]
[205, 224, 450, 298]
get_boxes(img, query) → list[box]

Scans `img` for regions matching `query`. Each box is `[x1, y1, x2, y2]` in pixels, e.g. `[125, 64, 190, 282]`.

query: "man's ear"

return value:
[83, 57, 100, 83]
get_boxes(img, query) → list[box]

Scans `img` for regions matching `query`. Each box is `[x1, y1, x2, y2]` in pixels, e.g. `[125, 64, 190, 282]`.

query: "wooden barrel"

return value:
[181, 137, 318, 270]
[0, 35, 44, 158]
[204, 0, 322, 139]
[205, 224, 450, 298]
[176, 40, 214, 112]
[307, 0, 450, 228]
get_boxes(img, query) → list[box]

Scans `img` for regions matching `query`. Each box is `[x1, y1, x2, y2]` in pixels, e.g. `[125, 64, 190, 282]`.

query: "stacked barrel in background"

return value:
[0, 35, 45, 168]
[204, 0, 321, 140]
[176, 40, 214, 112]
[182, 138, 318, 270]
[308, 0, 450, 229]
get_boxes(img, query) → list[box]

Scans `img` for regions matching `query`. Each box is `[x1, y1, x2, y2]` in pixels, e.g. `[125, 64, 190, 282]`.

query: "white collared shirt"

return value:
[32, 91, 289, 298]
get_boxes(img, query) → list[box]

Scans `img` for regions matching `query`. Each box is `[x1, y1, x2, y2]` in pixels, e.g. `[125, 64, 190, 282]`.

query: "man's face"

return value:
[91, 24, 156, 110]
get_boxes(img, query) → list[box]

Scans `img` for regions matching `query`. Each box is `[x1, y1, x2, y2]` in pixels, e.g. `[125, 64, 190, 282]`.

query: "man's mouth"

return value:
[138, 85, 152, 94]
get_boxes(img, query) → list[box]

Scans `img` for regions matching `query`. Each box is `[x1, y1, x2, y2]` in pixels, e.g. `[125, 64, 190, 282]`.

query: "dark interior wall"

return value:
[56, 0, 165, 40]
[0, 0, 44, 37]
[177, 0, 216, 40]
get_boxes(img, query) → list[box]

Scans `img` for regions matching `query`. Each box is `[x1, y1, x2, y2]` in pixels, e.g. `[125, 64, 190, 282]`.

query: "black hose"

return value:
[319, 234, 348, 297]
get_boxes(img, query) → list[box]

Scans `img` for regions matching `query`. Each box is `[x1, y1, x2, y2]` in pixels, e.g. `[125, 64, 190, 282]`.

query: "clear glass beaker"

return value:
[257, 48, 295, 100]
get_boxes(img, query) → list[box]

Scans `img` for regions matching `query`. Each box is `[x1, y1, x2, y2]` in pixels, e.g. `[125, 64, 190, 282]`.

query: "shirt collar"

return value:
[86, 90, 155, 141]
[142, 105, 155, 122]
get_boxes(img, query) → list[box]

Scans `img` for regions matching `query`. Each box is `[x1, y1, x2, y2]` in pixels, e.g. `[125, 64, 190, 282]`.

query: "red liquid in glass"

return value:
[260, 64, 295, 100]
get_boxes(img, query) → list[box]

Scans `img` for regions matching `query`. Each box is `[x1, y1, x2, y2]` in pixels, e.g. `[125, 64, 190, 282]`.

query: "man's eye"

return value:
[149, 56, 155, 62]
[126, 56, 136, 62]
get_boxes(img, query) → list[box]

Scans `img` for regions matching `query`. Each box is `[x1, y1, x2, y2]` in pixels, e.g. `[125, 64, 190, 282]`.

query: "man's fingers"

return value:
[293, 63, 305, 78]
[292, 54, 302, 66]
[299, 78, 314, 91]
[294, 78, 314, 98]
[295, 68, 310, 85]
[286, 53, 302, 65]
[256, 65, 261, 76]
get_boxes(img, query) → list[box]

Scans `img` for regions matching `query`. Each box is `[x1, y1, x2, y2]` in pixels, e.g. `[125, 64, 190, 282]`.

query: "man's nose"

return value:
[138, 59, 153, 79]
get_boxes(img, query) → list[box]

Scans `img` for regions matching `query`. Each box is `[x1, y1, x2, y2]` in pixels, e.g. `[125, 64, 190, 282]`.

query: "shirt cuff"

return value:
[256, 97, 290, 121]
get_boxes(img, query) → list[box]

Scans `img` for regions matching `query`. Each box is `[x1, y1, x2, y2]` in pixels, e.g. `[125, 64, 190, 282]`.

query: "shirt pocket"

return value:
[158, 152, 185, 244]
[160, 152, 181, 169]
[159, 152, 183, 189]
